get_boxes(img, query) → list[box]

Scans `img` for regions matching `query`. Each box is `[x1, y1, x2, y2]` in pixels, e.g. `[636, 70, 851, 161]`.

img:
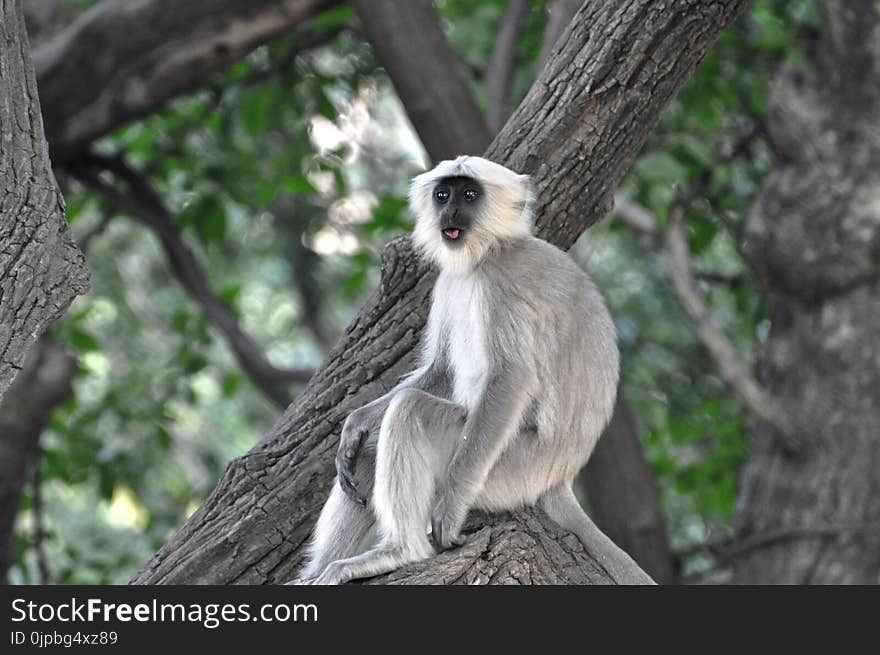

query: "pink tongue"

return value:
[445, 228, 460, 239]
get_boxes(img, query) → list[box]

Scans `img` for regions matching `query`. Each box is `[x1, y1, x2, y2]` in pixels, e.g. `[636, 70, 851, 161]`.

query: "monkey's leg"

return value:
[294, 424, 381, 583]
[294, 482, 376, 582]
[315, 389, 466, 584]
[538, 485, 655, 585]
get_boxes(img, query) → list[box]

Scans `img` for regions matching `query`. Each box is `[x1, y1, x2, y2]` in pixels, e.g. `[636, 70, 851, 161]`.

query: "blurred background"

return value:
[3, 0, 878, 585]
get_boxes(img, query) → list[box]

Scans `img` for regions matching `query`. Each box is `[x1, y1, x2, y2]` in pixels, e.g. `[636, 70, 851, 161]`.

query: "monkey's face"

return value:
[410, 155, 534, 274]
[432, 176, 483, 248]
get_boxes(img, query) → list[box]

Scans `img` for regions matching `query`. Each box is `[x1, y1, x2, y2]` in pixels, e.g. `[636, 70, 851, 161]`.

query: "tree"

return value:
[731, 0, 880, 584]
[0, 0, 89, 400]
[131, 0, 749, 585]
[0, 0, 90, 582]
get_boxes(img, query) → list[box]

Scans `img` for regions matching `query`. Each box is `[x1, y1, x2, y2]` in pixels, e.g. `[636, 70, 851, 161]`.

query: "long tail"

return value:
[538, 485, 655, 585]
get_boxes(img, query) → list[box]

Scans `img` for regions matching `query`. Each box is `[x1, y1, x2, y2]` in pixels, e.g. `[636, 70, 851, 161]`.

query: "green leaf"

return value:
[342, 269, 366, 297]
[241, 90, 272, 136]
[170, 310, 189, 334]
[634, 152, 687, 184]
[678, 134, 715, 167]
[194, 196, 228, 247]
[284, 175, 318, 196]
[69, 329, 99, 353]
[311, 5, 355, 31]
[155, 425, 172, 450]
[221, 375, 243, 397]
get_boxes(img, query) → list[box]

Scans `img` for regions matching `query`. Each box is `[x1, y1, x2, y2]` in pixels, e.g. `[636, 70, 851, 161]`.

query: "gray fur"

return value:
[294, 156, 650, 585]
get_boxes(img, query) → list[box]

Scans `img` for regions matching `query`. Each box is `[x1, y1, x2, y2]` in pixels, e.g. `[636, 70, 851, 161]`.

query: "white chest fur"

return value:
[427, 271, 488, 409]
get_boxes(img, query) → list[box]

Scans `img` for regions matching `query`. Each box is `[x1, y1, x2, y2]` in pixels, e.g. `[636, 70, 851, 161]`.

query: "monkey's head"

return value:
[410, 156, 534, 273]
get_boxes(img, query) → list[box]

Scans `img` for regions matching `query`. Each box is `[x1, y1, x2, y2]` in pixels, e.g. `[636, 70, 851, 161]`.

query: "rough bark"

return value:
[0, 338, 76, 582]
[364, 510, 621, 585]
[0, 0, 89, 401]
[581, 392, 676, 584]
[33, 0, 341, 159]
[732, 1, 880, 584]
[351, 0, 492, 162]
[133, 0, 749, 585]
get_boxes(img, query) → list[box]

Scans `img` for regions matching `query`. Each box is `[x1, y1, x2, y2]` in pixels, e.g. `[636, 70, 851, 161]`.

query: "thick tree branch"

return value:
[34, 0, 342, 159]
[72, 155, 313, 409]
[364, 510, 628, 585]
[134, 0, 750, 586]
[486, 0, 530, 133]
[351, 0, 492, 162]
[0, 0, 89, 401]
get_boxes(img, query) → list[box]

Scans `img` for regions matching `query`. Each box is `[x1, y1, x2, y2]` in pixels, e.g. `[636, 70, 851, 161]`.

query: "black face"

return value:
[432, 176, 483, 245]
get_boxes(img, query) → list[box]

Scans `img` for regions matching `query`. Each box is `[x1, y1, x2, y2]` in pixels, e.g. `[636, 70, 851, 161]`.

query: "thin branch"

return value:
[613, 192, 661, 247]
[680, 523, 880, 582]
[693, 269, 745, 287]
[70, 154, 313, 409]
[614, 193, 745, 287]
[665, 205, 800, 452]
[724, 523, 880, 564]
[614, 189, 798, 450]
[538, 0, 582, 69]
[486, 0, 530, 134]
[31, 452, 51, 585]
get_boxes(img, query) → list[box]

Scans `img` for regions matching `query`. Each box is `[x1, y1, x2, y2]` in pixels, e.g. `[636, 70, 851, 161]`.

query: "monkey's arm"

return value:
[337, 362, 450, 504]
[431, 367, 533, 549]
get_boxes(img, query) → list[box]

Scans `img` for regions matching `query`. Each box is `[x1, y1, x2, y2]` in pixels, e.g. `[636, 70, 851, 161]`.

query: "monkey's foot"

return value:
[310, 561, 351, 585]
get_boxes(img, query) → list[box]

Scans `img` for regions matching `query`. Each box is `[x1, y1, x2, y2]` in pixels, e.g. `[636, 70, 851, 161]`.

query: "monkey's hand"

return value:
[336, 412, 371, 507]
[430, 490, 469, 551]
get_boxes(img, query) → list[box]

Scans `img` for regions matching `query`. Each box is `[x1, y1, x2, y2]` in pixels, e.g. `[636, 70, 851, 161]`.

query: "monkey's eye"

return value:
[434, 188, 450, 203]
[464, 189, 478, 202]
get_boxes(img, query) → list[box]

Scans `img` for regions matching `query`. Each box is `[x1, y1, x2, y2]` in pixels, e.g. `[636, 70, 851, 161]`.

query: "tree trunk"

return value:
[581, 392, 677, 583]
[732, 1, 880, 584]
[0, 0, 89, 401]
[133, 0, 749, 585]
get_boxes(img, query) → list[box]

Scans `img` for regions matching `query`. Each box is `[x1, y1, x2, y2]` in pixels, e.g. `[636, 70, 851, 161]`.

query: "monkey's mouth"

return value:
[441, 228, 463, 241]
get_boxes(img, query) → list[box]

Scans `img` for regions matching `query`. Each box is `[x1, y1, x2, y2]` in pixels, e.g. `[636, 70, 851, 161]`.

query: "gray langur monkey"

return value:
[294, 155, 652, 585]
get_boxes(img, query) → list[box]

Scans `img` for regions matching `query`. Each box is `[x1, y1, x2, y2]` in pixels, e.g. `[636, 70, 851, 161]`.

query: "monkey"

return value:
[294, 155, 653, 585]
